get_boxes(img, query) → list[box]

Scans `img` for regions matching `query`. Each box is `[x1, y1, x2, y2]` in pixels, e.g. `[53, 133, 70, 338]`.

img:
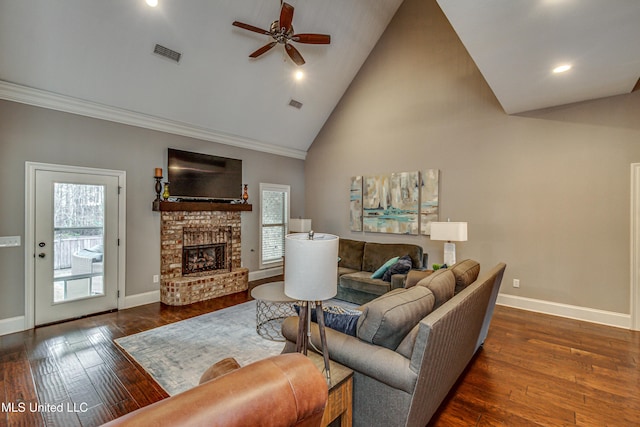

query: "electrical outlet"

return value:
[513, 279, 520, 288]
[153, 275, 159, 283]
[0, 236, 21, 247]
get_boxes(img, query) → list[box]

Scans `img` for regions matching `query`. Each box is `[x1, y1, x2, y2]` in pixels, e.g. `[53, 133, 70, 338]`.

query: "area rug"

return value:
[115, 300, 283, 395]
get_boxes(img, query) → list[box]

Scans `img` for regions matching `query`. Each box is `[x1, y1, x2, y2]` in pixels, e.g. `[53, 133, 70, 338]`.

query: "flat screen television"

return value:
[167, 148, 242, 201]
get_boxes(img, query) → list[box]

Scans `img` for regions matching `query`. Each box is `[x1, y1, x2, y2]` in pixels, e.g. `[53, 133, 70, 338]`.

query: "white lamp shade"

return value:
[430, 222, 468, 241]
[284, 233, 338, 301]
[289, 218, 312, 233]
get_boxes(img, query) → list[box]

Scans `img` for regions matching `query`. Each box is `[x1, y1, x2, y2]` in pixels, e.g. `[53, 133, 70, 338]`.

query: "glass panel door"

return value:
[34, 169, 119, 326]
[53, 183, 105, 303]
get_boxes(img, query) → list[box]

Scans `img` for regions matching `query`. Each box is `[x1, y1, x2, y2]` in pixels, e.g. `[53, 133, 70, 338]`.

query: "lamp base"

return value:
[296, 301, 331, 385]
[443, 242, 457, 266]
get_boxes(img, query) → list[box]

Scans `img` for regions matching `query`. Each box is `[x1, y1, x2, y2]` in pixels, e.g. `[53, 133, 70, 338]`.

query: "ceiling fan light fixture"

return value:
[295, 70, 304, 81]
[232, 2, 330, 66]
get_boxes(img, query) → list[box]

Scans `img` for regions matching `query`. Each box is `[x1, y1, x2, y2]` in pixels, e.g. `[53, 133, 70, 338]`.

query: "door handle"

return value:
[38, 253, 46, 258]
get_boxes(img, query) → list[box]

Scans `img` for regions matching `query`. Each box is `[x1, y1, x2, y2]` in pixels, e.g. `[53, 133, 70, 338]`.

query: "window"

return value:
[259, 183, 290, 269]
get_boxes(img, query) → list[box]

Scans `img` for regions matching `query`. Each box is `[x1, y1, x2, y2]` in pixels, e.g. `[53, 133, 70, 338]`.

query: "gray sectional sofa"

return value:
[281, 259, 507, 427]
[337, 238, 428, 304]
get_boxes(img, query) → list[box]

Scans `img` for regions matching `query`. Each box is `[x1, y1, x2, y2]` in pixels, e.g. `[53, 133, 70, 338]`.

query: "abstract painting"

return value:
[363, 171, 419, 234]
[349, 176, 363, 231]
[419, 169, 440, 235]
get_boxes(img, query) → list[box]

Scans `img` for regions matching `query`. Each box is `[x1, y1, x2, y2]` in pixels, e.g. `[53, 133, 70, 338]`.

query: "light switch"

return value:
[0, 236, 21, 247]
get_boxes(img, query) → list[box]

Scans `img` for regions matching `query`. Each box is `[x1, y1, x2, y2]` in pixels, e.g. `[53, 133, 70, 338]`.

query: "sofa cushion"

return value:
[371, 256, 399, 279]
[450, 259, 480, 294]
[340, 272, 393, 296]
[396, 324, 420, 359]
[338, 266, 359, 277]
[357, 286, 435, 350]
[362, 243, 423, 272]
[338, 239, 366, 271]
[416, 268, 455, 309]
[382, 255, 413, 282]
[405, 269, 433, 288]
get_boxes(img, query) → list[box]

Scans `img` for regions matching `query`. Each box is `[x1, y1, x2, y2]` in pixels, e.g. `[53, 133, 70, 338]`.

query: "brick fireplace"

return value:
[159, 206, 249, 305]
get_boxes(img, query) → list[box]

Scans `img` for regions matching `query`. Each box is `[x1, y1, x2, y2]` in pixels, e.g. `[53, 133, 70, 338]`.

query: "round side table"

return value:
[250, 281, 298, 341]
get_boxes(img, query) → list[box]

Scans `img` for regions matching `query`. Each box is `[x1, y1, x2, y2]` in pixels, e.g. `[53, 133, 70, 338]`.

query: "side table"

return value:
[250, 281, 298, 341]
[307, 351, 354, 427]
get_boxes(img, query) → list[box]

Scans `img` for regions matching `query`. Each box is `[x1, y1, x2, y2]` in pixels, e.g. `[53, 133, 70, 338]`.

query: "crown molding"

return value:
[0, 81, 307, 160]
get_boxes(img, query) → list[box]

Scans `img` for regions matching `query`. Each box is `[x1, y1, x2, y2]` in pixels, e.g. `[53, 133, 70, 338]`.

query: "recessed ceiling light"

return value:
[294, 70, 304, 81]
[553, 64, 572, 74]
[146, 0, 158, 7]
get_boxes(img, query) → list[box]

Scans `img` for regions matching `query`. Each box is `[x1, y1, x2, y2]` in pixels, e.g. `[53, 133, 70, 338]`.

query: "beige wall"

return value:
[0, 100, 305, 320]
[305, 0, 640, 314]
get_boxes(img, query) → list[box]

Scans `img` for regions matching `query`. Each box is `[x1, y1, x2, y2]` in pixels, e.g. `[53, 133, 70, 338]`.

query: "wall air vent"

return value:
[288, 99, 303, 109]
[153, 44, 182, 63]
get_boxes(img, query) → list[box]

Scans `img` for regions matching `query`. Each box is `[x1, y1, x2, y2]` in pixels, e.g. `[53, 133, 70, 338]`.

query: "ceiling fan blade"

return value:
[249, 42, 277, 58]
[279, 3, 294, 33]
[232, 21, 271, 36]
[285, 43, 305, 66]
[291, 33, 331, 44]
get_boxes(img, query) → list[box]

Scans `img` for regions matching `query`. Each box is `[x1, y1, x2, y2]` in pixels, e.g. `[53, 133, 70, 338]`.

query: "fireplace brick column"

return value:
[160, 210, 248, 305]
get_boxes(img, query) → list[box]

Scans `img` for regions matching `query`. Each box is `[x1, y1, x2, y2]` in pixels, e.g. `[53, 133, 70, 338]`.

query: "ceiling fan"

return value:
[232, 2, 331, 66]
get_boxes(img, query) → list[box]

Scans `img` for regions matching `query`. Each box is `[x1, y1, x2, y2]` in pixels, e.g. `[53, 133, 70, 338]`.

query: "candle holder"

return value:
[155, 176, 163, 202]
[242, 184, 249, 204]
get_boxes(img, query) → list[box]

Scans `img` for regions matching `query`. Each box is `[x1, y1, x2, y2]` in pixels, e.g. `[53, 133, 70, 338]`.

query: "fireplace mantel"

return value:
[153, 201, 252, 212]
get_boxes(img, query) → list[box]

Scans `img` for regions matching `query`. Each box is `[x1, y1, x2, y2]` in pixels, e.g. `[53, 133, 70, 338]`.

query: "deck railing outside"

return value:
[53, 229, 102, 271]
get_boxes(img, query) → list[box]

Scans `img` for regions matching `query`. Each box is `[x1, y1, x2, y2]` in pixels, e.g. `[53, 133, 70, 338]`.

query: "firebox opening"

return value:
[182, 243, 227, 275]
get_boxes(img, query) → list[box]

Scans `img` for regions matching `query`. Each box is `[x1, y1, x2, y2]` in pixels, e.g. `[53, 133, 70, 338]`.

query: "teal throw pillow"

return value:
[371, 256, 399, 279]
[382, 255, 413, 282]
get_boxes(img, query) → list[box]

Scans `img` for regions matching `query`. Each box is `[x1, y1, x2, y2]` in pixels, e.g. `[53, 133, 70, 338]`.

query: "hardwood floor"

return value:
[1, 281, 638, 426]
[429, 306, 640, 426]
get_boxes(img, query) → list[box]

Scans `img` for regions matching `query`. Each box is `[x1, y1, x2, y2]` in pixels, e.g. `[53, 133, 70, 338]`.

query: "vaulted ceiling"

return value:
[1, 0, 638, 159]
[437, 0, 640, 115]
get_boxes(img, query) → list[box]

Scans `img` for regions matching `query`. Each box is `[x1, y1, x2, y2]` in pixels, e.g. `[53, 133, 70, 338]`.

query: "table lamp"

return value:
[284, 231, 338, 384]
[430, 221, 467, 266]
[289, 218, 312, 233]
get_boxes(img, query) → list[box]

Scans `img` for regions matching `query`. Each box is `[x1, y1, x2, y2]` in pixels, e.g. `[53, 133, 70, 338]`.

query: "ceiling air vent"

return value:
[289, 99, 303, 109]
[153, 44, 182, 63]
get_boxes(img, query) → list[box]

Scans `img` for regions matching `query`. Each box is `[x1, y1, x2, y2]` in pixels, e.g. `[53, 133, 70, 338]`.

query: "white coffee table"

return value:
[250, 281, 298, 341]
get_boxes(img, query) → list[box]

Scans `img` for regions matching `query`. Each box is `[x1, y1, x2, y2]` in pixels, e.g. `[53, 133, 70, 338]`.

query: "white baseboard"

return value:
[2, 268, 287, 336]
[0, 316, 26, 337]
[249, 267, 283, 282]
[123, 290, 160, 309]
[122, 270, 283, 309]
[3, 289, 628, 336]
[497, 293, 631, 329]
